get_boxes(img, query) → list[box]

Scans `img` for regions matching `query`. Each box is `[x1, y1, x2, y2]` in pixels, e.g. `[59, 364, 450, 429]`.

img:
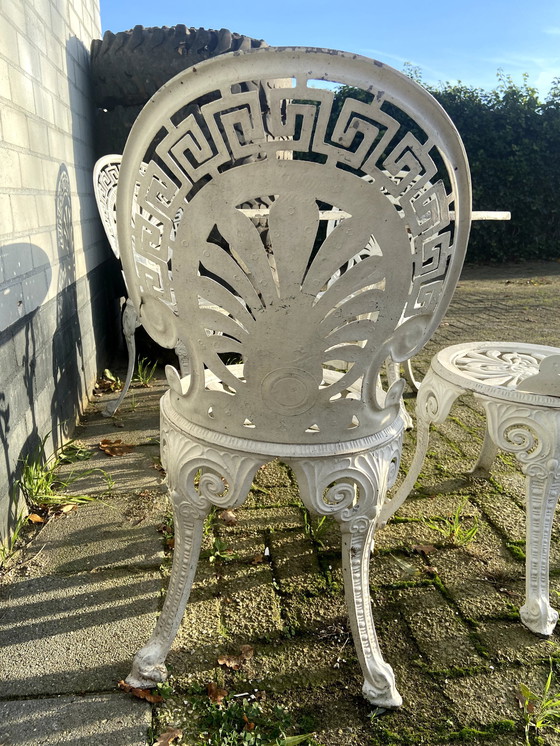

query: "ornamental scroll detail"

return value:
[125, 57, 465, 443]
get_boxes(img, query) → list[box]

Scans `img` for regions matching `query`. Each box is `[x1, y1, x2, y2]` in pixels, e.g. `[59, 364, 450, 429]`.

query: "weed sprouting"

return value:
[17, 433, 110, 512]
[208, 537, 238, 564]
[168, 692, 315, 745]
[0, 512, 27, 568]
[98, 369, 123, 392]
[303, 510, 331, 550]
[422, 498, 479, 546]
[134, 357, 158, 387]
[518, 658, 560, 744]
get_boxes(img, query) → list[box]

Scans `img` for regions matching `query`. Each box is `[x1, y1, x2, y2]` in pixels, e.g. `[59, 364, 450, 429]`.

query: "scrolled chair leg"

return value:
[291, 439, 404, 708]
[127, 421, 264, 688]
[126, 492, 209, 688]
[482, 400, 560, 636]
[103, 299, 140, 417]
[470, 425, 499, 478]
[379, 369, 465, 528]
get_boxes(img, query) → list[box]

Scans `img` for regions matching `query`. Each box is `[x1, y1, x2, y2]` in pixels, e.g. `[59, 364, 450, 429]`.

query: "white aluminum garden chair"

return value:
[94, 156, 191, 415]
[115, 46, 472, 707]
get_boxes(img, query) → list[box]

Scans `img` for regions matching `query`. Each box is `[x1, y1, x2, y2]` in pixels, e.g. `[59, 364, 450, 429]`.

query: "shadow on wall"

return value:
[50, 163, 85, 452]
[2, 165, 86, 533]
[0, 240, 51, 530]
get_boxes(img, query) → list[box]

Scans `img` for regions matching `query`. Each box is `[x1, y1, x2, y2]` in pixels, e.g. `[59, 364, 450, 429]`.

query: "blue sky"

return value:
[99, 0, 560, 98]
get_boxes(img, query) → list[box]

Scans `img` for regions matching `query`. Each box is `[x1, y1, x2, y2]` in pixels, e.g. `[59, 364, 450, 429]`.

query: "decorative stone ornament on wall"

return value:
[116, 47, 472, 707]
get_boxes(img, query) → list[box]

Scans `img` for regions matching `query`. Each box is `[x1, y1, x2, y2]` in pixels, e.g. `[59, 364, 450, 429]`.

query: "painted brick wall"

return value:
[0, 0, 119, 543]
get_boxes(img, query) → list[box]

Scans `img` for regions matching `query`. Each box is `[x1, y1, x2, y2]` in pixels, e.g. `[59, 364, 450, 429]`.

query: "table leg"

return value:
[379, 368, 465, 527]
[483, 401, 560, 635]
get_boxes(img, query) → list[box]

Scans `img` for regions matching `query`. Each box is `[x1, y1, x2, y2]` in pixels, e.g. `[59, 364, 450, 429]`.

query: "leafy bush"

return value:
[331, 70, 560, 263]
[430, 72, 560, 262]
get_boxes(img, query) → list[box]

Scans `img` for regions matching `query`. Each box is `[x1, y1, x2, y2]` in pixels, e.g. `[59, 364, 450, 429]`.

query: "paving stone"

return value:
[271, 529, 326, 596]
[18, 495, 165, 575]
[0, 694, 151, 746]
[396, 585, 484, 670]
[219, 559, 284, 642]
[0, 571, 161, 697]
[443, 665, 550, 727]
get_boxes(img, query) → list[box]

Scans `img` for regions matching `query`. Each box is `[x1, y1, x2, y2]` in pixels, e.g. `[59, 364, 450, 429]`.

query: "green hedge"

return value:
[332, 73, 560, 263]
[430, 74, 560, 262]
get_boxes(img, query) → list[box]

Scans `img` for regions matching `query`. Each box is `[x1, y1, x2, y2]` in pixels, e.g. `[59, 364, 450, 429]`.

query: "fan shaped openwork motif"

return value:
[117, 47, 471, 443]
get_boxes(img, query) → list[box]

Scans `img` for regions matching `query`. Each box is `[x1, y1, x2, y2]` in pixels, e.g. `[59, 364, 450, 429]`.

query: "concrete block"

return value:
[1, 19, 19, 65]
[0, 283, 24, 332]
[23, 269, 50, 315]
[1, 106, 29, 149]
[0, 58, 11, 100]
[39, 57, 59, 98]
[0, 0, 26, 31]
[22, 495, 165, 575]
[25, 9, 47, 56]
[0, 695, 151, 746]
[49, 4, 67, 44]
[28, 117, 49, 155]
[33, 82, 55, 123]
[0, 147, 21, 189]
[0, 193, 14, 237]
[19, 151, 44, 190]
[45, 32, 64, 74]
[8, 67, 34, 112]
[2, 240, 36, 279]
[41, 158, 61, 193]
[17, 31, 42, 79]
[10, 194, 38, 233]
[35, 193, 54, 228]
[0, 332, 18, 387]
[29, 231, 54, 265]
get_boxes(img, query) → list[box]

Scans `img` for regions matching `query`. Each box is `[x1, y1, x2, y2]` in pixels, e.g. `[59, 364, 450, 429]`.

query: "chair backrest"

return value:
[116, 47, 471, 445]
[93, 154, 122, 259]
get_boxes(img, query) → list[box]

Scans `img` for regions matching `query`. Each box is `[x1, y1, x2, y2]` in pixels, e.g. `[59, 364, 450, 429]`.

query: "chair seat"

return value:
[163, 364, 406, 460]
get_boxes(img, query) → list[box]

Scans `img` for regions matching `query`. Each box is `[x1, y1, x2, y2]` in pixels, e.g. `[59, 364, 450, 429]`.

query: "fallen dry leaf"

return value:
[207, 681, 228, 705]
[243, 713, 255, 732]
[219, 509, 237, 526]
[413, 544, 437, 556]
[99, 438, 135, 457]
[59, 504, 77, 514]
[153, 728, 182, 746]
[28, 513, 46, 524]
[250, 554, 265, 565]
[217, 645, 254, 670]
[117, 679, 163, 703]
[152, 459, 166, 475]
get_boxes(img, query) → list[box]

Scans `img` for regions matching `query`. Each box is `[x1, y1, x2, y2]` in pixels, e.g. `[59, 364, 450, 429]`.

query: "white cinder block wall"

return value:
[0, 0, 119, 543]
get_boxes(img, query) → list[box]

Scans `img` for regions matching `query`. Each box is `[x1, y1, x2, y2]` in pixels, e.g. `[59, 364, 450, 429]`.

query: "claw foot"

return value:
[520, 599, 559, 636]
[125, 644, 168, 689]
[102, 403, 118, 418]
[362, 671, 402, 709]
